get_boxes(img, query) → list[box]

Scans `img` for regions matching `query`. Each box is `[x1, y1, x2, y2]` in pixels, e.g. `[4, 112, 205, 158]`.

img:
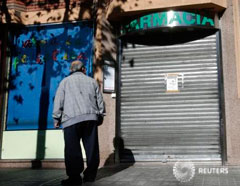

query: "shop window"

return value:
[7, 21, 94, 130]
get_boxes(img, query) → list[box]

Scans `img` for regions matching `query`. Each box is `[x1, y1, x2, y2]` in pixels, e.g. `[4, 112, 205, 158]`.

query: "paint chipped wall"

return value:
[0, 3, 92, 24]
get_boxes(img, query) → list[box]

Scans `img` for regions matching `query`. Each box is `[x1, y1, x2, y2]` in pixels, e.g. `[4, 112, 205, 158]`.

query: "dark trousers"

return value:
[63, 121, 100, 179]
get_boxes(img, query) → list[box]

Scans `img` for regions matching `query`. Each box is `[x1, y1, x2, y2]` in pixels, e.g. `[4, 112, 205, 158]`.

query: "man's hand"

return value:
[54, 121, 60, 128]
[97, 115, 104, 126]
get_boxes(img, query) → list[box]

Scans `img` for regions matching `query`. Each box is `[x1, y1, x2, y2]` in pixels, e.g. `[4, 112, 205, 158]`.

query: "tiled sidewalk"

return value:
[0, 163, 239, 186]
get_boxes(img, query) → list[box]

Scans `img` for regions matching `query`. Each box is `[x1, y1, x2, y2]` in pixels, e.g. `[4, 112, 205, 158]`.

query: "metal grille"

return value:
[120, 33, 221, 162]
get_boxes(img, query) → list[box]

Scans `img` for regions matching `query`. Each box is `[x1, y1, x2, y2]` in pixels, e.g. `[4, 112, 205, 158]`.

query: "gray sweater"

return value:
[52, 72, 105, 128]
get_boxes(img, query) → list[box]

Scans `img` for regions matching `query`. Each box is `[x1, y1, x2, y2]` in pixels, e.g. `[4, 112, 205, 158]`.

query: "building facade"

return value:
[1, 0, 240, 167]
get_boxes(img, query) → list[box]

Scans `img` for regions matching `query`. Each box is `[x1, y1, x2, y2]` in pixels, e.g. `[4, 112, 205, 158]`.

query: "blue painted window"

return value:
[7, 21, 94, 130]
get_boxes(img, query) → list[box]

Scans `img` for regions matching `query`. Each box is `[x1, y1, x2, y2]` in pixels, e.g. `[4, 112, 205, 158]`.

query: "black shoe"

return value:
[61, 177, 82, 186]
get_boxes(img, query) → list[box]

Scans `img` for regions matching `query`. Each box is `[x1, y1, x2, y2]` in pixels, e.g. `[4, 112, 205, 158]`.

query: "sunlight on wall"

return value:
[1, 130, 86, 159]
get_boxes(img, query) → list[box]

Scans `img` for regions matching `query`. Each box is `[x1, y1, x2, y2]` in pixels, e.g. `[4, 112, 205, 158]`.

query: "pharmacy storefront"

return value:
[117, 11, 224, 162]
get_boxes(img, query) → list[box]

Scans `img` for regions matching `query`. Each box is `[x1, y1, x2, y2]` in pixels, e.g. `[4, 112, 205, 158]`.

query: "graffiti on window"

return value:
[7, 21, 94, 130]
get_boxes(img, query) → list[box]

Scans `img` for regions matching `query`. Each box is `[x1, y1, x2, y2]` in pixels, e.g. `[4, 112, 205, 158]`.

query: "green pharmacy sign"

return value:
[122, 11, 215, 34]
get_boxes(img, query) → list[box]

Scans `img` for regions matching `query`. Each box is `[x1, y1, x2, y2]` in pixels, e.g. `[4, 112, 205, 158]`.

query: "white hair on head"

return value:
[70, 60, 85, 73]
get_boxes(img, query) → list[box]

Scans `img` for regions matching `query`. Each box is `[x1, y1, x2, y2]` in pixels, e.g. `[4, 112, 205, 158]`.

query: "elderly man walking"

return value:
[53, 60, 105, 186]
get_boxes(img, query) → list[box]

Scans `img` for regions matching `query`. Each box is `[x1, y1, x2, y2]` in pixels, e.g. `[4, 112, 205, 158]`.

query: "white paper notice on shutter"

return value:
[166, 74, 179, 92]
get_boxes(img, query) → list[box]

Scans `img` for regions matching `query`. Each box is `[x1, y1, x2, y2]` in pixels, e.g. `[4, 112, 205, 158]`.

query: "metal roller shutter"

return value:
[120, 33, 222, 162]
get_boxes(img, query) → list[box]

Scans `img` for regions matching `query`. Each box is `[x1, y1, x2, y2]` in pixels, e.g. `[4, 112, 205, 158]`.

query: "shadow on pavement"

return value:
[96, 137, 135, 181]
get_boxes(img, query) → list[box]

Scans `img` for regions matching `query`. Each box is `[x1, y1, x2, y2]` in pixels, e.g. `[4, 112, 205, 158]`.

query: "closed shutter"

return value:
[120, 33, 221, 162]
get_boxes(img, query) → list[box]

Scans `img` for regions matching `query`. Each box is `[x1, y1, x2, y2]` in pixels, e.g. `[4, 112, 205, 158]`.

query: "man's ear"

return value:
[82, 68, 86, 74]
